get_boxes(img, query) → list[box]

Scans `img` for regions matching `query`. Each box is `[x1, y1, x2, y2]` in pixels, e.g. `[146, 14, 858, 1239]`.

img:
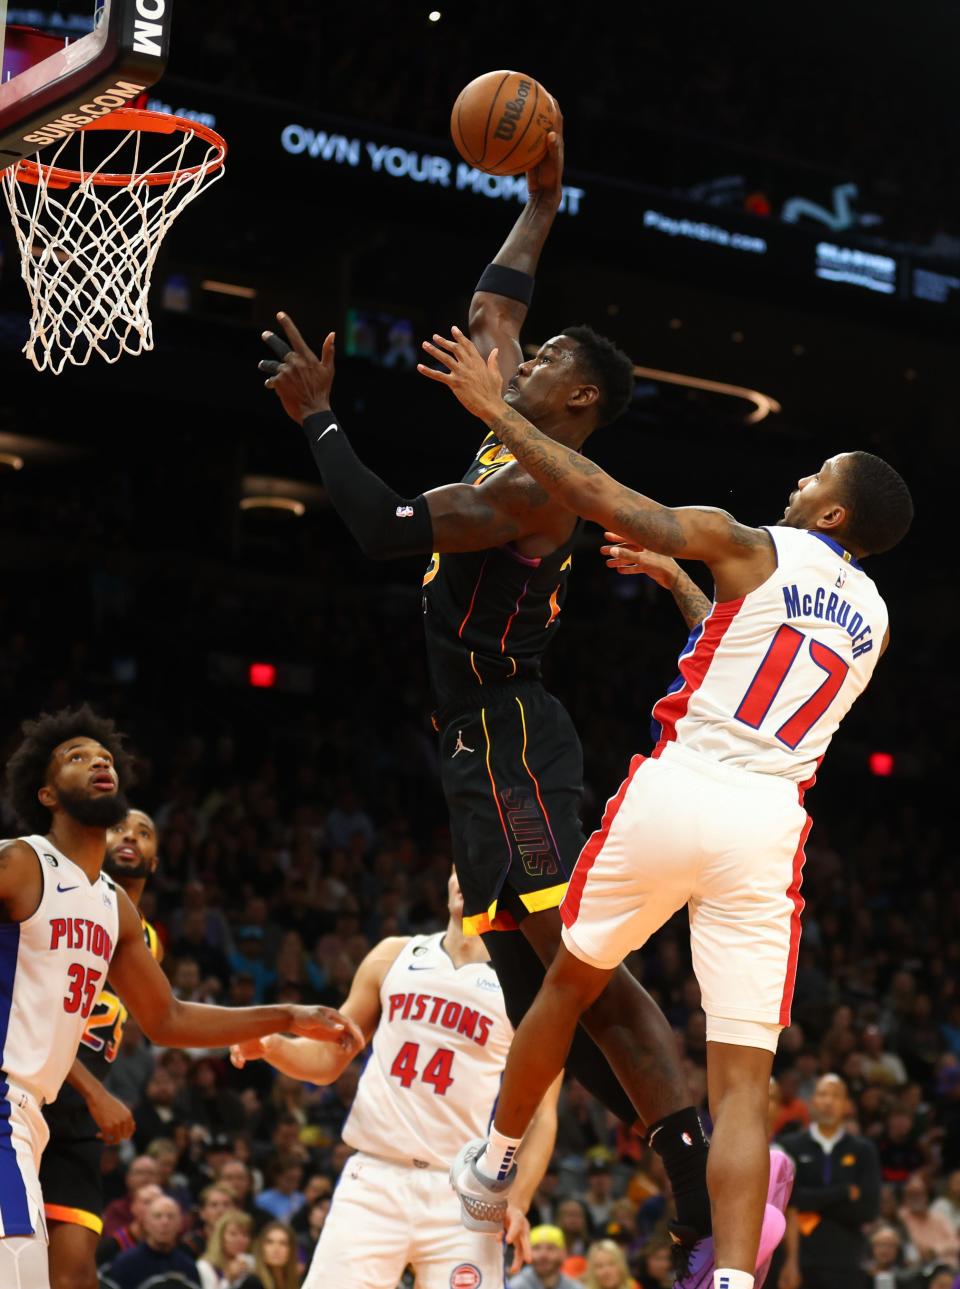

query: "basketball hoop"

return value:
[2, 109, 227, 373]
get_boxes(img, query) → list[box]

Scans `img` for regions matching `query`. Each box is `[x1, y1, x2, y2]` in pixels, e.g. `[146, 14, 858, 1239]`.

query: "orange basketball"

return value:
[451, 71, 557, 177]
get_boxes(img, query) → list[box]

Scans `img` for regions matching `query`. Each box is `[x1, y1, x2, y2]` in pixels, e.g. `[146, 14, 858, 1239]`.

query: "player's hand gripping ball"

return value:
[451, 70, 557, 176]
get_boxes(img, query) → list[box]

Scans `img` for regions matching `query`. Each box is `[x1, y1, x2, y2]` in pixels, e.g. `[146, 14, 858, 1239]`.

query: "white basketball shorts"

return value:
[560, 743, 811, 1037]
[0, 1079, 50, 1289]
[303, 1152, 505, 1289]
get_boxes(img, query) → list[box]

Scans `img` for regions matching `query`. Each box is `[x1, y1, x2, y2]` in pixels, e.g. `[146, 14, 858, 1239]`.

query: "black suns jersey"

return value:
[423, 432, 582, 711]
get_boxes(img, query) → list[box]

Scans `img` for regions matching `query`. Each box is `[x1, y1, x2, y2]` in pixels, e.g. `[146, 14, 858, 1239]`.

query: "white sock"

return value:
[480, 1126, 522, 1182]
[714, 1272, 754, 1289]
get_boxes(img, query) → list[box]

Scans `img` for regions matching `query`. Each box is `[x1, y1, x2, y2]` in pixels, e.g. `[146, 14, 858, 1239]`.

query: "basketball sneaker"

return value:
[756, 1147, 796, 1288]
[671, 1202, 787, 1288]
[449, 1137, 517, 1233]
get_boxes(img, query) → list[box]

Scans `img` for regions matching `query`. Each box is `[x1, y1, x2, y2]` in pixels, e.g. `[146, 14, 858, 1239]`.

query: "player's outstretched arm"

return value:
[418, 328, 777, 597]
[109, 890, 363, 1054]
[470, 116, 565, 388]
[600, 533, 713, 630]
[259, 314, 568, 559]
[229, 937, 409, 1085]
[64, 1058, 135, 1145]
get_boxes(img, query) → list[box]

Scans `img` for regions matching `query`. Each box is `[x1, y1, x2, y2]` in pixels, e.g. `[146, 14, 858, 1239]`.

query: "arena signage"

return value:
[279, 123, 586, 215]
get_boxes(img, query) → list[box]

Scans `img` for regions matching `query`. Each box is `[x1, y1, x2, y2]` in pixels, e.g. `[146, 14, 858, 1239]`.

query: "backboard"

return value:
[0, 1, 171, 171]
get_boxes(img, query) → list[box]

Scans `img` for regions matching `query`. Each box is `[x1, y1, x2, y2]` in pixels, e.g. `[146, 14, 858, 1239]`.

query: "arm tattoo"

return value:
[670, 568, 713, 630]
[611, 505, 686, 556]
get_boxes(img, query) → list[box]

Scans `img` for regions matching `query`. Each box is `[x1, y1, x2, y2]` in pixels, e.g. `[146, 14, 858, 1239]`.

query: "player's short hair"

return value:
[562, 324, 635, 427]
[837, 452, 913, 555]
[5, 704, 133, 834]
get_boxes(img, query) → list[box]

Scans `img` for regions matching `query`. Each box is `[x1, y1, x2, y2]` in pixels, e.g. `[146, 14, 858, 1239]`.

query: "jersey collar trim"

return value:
[807, 530, 862, 570]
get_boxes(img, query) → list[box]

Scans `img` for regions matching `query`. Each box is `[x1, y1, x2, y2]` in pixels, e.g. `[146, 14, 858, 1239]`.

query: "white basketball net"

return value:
[2, 120, 225, 373]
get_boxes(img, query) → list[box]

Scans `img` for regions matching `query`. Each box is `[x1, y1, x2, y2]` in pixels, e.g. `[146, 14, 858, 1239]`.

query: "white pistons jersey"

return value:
[651, 527, 888, 786]
[343, 933, 512, 1169]
[0, 836, 119, 1106]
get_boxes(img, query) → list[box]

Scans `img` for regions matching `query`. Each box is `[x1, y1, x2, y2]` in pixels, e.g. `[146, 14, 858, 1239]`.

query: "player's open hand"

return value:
[259, 312, 335, 425]
[229, 1037, 269, 1069]
[418, 326, 505, 422]
[504, 1204, 532, 1273]
[87, 1084, 136, 1145]
[601, 532, 680, 588]
[527, 101, 564, 201]
[288, 1005, 365, 1055]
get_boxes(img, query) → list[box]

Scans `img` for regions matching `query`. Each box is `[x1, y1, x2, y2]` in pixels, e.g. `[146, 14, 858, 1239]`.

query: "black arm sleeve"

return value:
[301, 411, 434, 560]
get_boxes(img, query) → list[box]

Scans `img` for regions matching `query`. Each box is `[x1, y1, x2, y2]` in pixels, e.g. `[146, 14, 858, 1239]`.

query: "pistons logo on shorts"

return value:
[450, 1265, 482, 1289]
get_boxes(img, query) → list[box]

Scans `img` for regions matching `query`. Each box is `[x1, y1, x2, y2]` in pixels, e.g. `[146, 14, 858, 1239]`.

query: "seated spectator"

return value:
[879, 1111, 927, 1185]
[229, 926, 277, 1003]
[509, 1224, 583, 1289]
[216, 1158, 258, 1216]
[185, 1183, 236, 1259]
[931, 1170, 960, 1234]
[634, 1238, 674, 1289]
[863, 1026, 910, 1089]
[97, 1182, 162, 1267]
[149, 1135, 195, 1212]
[866, 1225, 910, 1287]
[555, 1196, 591, 1260]
[197, 1209, 256, 1289]
[102, 1154, 161, 1239]
[178, 1058, 248, 1136]
[254, 1155, 306, 1225]
[771, 1069, 811, 1135]
[251, 1220, 301, 1289]
[583, 1238, 640, 1288]
[107, 1193, 199, 1289]
[293, 1196, 331, 1271]
[133, 1064, 183, 1151]
[584, 1155, 616, 1234]
[900, 1174, 960, 1268]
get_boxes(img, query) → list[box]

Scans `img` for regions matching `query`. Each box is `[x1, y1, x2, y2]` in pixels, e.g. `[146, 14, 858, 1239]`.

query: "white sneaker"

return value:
[449, 1138, 517, 1233]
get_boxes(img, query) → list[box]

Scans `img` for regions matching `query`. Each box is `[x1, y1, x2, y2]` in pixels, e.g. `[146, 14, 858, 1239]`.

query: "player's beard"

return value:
[103, 851, 152, 882]
[57, 784, 130, 829]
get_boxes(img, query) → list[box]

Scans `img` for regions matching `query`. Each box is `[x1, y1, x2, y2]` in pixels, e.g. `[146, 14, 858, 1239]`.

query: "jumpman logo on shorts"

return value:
[452, 730, 475, 757]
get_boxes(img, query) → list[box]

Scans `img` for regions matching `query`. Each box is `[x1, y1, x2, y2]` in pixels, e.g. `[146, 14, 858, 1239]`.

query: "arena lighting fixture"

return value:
[241, 474, 325, 515]
[201, 280, 258, 299]
[632, 365, 781, 425]
[239, 496, 306, 516]
[522, 346, 782, 425]
[0, 453, 24, 470]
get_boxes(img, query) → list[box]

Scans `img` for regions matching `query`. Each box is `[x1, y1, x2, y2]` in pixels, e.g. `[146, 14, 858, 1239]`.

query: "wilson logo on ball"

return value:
[493, 80, 531, 141]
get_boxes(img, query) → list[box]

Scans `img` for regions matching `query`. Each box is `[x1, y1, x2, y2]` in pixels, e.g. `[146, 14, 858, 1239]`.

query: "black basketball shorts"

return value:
[40, 1104, 104, 1234]
[438, 682, 586, 933]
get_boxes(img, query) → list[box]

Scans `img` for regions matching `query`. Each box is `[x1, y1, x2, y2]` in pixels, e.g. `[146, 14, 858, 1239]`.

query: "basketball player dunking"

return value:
[258, 122, 789, 1278]
[231, 870, 560, 1289]
[0, 705, 361, 1289]
[416, 326, 914, 1289]
[40, 807, 162, 1289]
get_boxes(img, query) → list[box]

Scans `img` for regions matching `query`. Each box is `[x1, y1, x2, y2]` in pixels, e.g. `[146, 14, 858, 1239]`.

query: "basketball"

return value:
[451, 70, 557, 176]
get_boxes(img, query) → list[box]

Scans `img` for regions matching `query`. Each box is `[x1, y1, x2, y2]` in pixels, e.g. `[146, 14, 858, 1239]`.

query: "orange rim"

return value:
[12, 109, 227, 190]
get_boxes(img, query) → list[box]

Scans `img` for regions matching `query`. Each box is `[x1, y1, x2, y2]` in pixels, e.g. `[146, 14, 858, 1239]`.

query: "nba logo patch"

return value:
[450, 1264, 482, 1288]
[396, 505, 415, 518]
[681, 1132, 693, 1146]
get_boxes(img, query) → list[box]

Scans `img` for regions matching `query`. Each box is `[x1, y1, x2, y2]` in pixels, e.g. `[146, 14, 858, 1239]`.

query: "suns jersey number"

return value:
[80, 918, 159, 1063]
